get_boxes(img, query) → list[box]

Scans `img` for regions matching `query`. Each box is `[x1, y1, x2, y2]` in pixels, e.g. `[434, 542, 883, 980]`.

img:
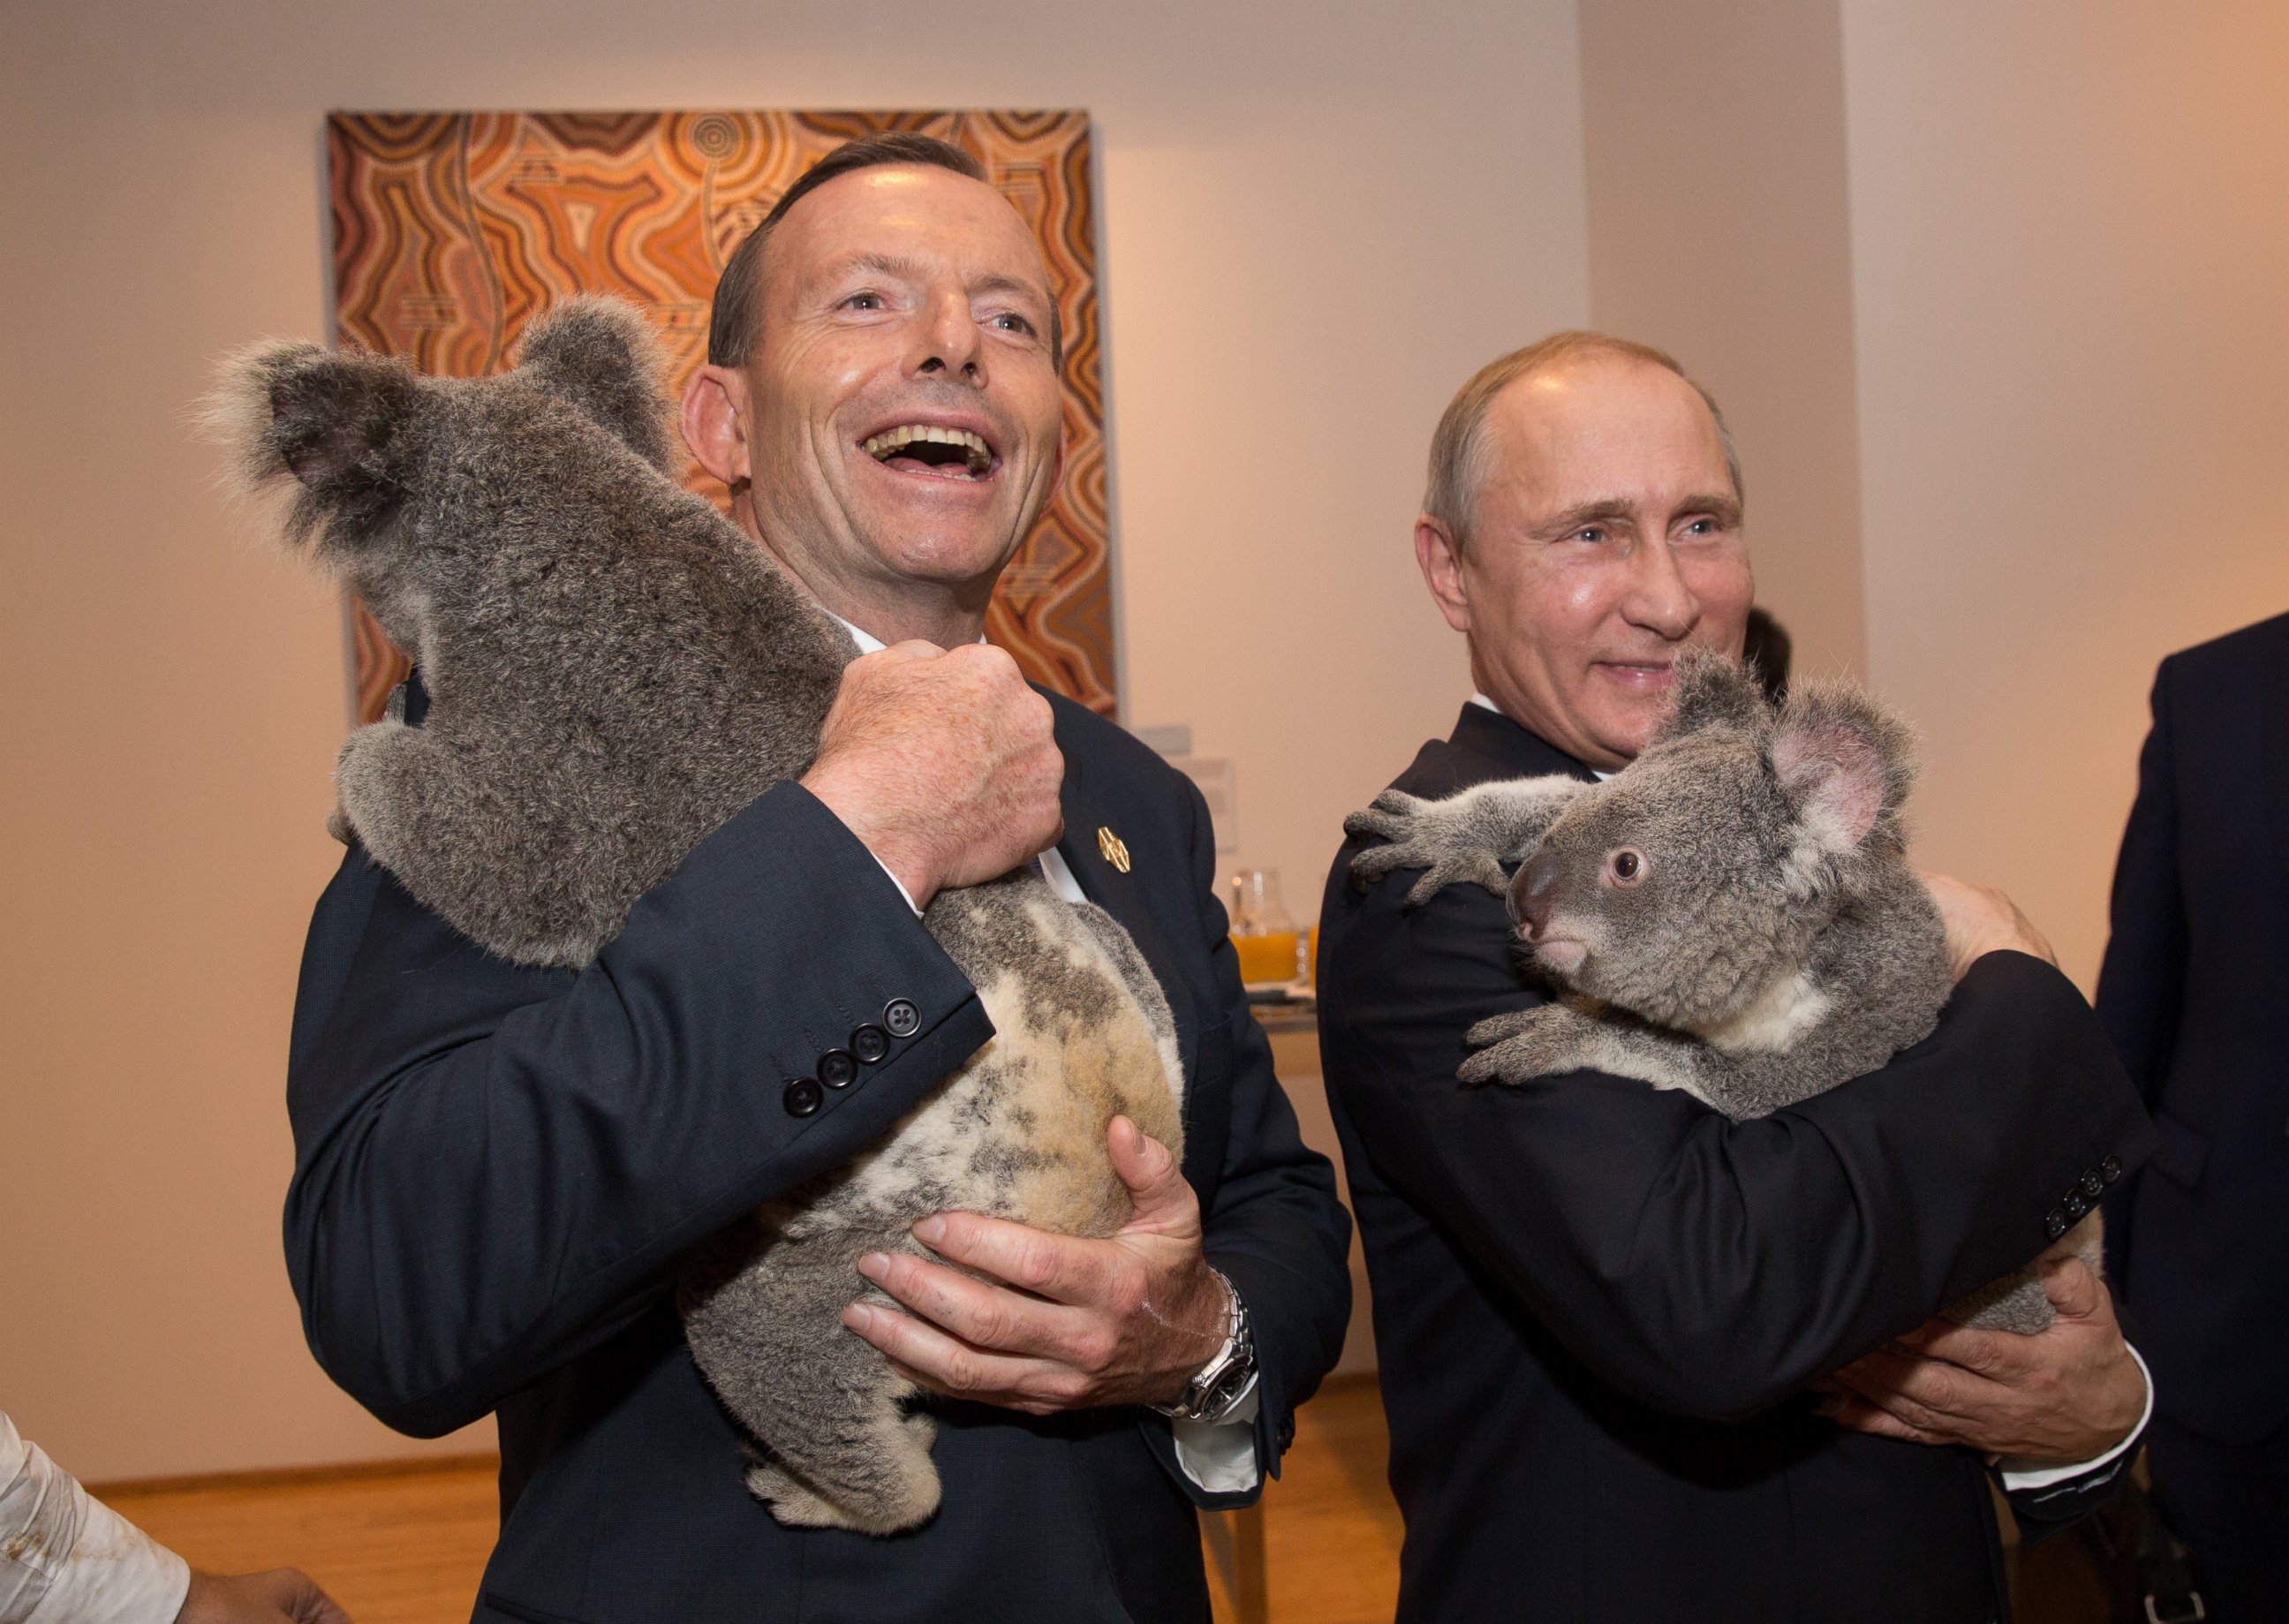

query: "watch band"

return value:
[1154, 1267, 1257, 1424]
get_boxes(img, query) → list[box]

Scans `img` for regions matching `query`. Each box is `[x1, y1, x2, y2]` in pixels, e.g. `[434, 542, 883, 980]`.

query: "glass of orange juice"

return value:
[1229, 869, 1302, 984]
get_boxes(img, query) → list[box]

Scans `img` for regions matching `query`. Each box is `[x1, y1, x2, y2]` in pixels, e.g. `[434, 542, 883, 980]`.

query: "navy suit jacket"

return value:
[1319, 703, 2155, 1624]
[283, 681, 1351, 1624]
[2096, 611, 2289, 1446]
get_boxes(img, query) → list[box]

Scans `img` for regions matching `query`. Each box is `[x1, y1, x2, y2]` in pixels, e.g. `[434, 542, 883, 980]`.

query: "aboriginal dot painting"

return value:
[328, 110, 1116, 722]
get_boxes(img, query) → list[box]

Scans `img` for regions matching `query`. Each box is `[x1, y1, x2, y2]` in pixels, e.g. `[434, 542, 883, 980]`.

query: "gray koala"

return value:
[208, 296, 1185, 1535]
[1344, 650, 2097, 1334]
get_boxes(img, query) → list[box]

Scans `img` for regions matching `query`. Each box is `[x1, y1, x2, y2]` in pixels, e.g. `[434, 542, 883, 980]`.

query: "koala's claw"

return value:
[1459, 1007, 1584, 1086]
[1344, 790, 1511, 909]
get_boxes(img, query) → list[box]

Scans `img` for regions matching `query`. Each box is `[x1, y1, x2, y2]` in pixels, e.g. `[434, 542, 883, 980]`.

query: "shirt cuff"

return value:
[868, 851, 921, 916]
[2, 1416, 191, 1624]
[1171, 1379, 1263, 1494]
[1998, 1342, 2154, 1492]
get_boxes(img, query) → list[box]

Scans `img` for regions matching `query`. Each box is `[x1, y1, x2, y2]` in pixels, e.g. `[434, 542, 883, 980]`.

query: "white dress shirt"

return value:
[1464, 691, 2151, 1488]
[1, 1410, 188, 1624]
[830, 618, 1261, 1493]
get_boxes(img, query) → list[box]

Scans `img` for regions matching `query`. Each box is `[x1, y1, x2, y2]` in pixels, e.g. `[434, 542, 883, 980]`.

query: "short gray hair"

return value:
[1424, 330, 1742, 557]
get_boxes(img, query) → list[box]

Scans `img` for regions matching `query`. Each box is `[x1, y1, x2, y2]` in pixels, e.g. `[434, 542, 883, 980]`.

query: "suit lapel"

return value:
[1051, 738, 1206, 1118]
[2258, 623, 2289, 897]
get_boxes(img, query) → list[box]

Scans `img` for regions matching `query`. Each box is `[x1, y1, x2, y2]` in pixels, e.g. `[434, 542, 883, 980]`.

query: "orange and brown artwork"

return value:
[329, 110, 1115, 722]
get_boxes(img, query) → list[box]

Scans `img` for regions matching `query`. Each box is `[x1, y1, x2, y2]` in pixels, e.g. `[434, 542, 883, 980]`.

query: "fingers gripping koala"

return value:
[1344, 651, 2097, 1336]
[208, 298, 1185, 1535]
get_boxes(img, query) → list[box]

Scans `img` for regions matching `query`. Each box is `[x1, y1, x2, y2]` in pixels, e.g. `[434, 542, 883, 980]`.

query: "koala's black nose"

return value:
[1511, 850, 1562, 937]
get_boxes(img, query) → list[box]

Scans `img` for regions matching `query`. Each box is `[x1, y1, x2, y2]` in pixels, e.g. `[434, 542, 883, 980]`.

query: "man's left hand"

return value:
[842, 1115, 1229, 1415]
[1826, 1257, 2147, 1464]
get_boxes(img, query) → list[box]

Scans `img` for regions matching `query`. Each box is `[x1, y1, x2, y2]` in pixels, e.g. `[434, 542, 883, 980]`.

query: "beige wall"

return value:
[1580, 0, 1870, 681]
[0, 0, 1588, 1478]
[1840, 0, 2289, 989]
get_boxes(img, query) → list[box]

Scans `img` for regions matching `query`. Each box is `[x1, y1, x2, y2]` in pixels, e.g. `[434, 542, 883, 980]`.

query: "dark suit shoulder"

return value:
[2157, 609, 2289, 693]
[1392, 704, 1593, 799]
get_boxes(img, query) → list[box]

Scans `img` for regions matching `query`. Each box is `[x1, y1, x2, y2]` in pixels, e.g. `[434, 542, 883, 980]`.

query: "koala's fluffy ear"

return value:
[1656, 647, 1768, 742]
[204, 341, 424, 558]
[513, 296, 676, 474]
[1772, 681, 1917, 855]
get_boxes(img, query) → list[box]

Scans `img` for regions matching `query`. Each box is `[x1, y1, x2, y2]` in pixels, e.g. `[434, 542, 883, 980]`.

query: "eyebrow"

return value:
[1535, 493, 1742, 539]
[815, 253, 1050, 308]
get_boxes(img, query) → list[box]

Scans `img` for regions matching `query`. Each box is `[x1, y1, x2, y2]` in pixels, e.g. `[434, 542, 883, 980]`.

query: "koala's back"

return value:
[341, 390, 850, 968]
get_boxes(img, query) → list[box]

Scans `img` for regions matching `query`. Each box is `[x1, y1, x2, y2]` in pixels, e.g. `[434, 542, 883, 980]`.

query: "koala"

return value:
[208, 297, 1185, 1535]
[1344, 650, 2097, 1335]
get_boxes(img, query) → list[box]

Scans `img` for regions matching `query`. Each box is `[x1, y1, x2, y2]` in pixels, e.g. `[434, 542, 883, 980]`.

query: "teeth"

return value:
[863, 424, 993, 475]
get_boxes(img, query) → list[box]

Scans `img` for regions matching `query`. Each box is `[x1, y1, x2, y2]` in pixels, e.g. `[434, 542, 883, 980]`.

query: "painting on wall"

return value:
[328, 109, 1115, 722]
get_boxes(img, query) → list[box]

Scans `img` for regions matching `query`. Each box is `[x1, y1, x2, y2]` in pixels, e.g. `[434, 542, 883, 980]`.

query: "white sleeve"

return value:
[1171, 1381, 1264, 1495]
[1997, 1342, 2156, 1492]
[1, 1411, 191, 1624]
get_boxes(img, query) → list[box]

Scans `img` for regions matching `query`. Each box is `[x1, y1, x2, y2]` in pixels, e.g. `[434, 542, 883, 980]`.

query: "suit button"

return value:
[2101, 1154, 2124, 1182]
[2080, 1170, 2104, 1198]
[820, 1049, 857, 1089]
[783, 1078, 823, 1118]
[850, 1023, 890, 1064]
[884, 999, 921, 1039]
[2044, 1207, 2069, 1240]
[2063, 1190, 2090, 1220]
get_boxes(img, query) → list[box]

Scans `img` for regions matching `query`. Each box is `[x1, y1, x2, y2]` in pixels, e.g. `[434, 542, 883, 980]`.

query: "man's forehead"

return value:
[767, 164, 1051, 297]
[1484, 358, 1726, 496]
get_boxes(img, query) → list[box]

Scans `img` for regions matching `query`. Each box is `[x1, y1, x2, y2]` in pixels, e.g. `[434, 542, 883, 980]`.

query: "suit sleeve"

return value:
[1140, 780, 1353, 1508]
[2092, 662, 2187, 1286]
[283, 782, 992, 1438]
[1318, 847, 2155, 1424]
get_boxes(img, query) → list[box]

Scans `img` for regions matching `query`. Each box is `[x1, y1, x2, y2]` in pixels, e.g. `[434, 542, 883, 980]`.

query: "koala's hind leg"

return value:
[680, 1228, 940, 1535]
[1943, 1212, 2104, 1336]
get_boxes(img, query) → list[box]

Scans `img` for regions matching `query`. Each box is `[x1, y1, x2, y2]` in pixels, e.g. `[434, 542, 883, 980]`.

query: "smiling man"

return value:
[1317, 332, 2156, 1622]
[283, 135, 1348, 1624]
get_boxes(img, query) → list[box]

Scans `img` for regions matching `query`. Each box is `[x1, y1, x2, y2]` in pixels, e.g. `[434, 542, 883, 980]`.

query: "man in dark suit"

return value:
[2096, 612, 2289, 1621]
[283, 134, 1351, 1624]
[1318, 331, 2156, 1623]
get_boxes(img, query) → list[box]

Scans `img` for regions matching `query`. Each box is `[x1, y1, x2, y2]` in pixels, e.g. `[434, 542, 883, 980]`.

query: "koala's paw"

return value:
[1458, 1007, 1590, 1085]
[1345, 789, 1510, 908]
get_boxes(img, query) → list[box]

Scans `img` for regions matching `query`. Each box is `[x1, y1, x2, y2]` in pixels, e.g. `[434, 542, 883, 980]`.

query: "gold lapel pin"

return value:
[1096, 826, 1131, 874]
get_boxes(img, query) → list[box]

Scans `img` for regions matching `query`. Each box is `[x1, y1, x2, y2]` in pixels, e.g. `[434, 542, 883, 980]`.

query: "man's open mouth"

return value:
[863, 424, 994, 480]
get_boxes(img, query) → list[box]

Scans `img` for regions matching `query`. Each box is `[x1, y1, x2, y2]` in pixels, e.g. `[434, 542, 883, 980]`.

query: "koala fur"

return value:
[1346, 650, 2097, 1336]
[208, 296, 1185, 1534]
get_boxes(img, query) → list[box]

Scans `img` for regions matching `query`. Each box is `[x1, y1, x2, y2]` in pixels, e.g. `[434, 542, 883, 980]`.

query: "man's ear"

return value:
[679, 363, 752, 492]
[1415, 515, 1472, 635]
[1772, 681, 1918, 855]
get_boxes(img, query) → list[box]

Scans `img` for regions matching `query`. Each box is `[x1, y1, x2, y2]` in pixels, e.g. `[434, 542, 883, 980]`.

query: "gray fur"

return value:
[208, 296, 1184, 1533]
[1345, 649, 2097, 1335]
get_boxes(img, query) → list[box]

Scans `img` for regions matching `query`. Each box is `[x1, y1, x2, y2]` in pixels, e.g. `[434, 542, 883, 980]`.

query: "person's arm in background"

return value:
[1318, 842, 2155, 1425]
[0, 1411, 346, 1624]
[285, 646, 1061, 1437]
[2091, 658, 2187, 1289]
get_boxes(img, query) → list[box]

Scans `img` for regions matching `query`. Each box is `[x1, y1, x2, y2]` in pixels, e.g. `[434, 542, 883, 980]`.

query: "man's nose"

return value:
[1510, 850, 1563, 937]
[1622, 540, 1701, 641]
[912, 290, 982, 382]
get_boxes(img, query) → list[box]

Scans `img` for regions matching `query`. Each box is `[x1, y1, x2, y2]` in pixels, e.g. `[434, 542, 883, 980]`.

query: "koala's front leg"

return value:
[1346, 776, 1586, 909]
[1459, 1001, 1702, 1094]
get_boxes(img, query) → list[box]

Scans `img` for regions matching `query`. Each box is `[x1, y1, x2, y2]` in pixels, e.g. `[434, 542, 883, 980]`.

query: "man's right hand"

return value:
[801, 641, 1063, 910]
[1919, 872, 2058, 981]
[177, 1568, 351, 1624]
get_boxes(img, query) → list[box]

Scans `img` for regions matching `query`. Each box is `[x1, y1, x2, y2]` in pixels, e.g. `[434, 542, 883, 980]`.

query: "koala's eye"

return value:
[1607, 848, 1648, 886]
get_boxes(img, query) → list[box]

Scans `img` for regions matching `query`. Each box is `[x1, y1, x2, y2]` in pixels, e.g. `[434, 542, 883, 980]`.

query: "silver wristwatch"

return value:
[1154, 1267, 1257, 1424]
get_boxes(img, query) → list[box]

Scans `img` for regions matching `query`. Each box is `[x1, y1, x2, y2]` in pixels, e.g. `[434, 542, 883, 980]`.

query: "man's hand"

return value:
[841, 1116, 1229, 1414]
[801, 640, 1063, 910]
[1827, 1258, 2147, 1466]
[1919, 872, 2059, 981]
[176, 1568, 351, 1624]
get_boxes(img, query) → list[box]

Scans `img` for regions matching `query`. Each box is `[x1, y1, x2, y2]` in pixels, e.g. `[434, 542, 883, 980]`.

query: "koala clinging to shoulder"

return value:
[1345, 648, 2099, 1333]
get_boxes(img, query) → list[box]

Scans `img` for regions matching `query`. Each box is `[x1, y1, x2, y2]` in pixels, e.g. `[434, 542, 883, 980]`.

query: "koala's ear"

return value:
[514, 296, 676, 474]
[1656, 646, 1768, 742]
[1771, 681, 1917, 854]
[203, 341, 423, 555]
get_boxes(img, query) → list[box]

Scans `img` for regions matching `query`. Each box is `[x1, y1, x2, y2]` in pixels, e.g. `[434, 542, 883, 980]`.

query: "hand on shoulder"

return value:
[1918, 872, 2059, 981]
